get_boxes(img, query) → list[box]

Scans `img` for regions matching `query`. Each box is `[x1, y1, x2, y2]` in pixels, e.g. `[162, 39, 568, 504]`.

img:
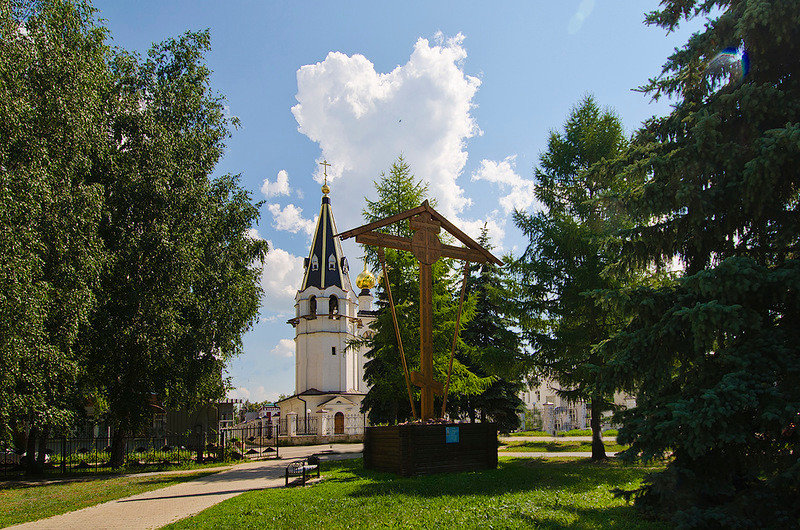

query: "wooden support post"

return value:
[409, 213, 444, 420]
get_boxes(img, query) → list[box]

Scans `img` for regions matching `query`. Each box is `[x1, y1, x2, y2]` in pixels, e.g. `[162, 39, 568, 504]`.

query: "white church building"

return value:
[276, 181, 377, 437]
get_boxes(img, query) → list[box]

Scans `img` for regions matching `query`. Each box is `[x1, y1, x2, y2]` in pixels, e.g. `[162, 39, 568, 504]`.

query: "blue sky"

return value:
[94, 1, 707, 403]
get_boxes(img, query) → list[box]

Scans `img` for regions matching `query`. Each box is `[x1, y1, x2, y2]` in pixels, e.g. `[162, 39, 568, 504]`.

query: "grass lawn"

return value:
[0, 469, 221, 527]
[500, 441, 629, 453]
[166, 458, 666, 529]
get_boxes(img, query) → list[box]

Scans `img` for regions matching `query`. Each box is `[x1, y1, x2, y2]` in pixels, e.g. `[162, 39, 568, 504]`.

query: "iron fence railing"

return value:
[277, 413, 367, 436]
[1, 425, 279, 479]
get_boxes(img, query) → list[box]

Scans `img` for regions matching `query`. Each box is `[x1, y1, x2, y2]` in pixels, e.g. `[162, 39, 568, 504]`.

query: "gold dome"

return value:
[356, 267, 376, 290]
[321, 183, 330, 195]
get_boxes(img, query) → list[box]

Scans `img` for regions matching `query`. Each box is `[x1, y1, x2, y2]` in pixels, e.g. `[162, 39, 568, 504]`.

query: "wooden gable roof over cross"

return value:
[336, 200, 503, 266]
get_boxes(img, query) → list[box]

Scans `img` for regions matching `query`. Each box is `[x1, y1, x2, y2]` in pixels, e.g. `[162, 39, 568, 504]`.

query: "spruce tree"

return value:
[513, 96, 632, 459]
[359, 157, 491, 423]
[457, 227, 525, 432]
[598, 1, 800, 525]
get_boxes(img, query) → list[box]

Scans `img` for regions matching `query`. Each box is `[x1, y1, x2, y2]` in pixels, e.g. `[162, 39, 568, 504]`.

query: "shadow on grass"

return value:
[510, 504, 658, 529]
[0, 468, 221, 491]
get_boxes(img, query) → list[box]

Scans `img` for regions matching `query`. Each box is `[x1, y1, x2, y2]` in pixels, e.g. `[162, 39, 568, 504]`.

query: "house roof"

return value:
[275, 388, 365, 404]
[316, 395, 358, 408]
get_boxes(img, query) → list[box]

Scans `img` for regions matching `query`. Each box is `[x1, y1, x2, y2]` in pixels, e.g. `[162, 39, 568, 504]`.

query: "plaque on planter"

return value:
[445, 426, 459, 443]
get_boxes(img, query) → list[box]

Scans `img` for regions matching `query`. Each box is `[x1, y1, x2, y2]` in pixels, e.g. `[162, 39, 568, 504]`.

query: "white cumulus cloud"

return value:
[471, 156, 540, 214]
[260, 241, 304, 314]
[267, 203, 317, 237]
[568, 0, 595, 34]
[291, 33, 481, 225]
[270, 338, 295, 358]
[456, 210, 507, 252]
[261, 169, 291, 198]
[228, 386, 279, 402]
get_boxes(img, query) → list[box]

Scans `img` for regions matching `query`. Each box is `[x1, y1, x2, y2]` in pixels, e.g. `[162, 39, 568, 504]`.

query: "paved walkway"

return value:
[9, 444, 362, 530]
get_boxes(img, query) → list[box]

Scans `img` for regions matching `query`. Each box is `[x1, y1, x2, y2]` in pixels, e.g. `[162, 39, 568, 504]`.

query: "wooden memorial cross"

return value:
[338, 200, 503, 420]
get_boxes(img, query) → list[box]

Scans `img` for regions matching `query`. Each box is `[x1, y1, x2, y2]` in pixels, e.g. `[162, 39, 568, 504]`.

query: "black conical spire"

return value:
[300, 190, 352, 292]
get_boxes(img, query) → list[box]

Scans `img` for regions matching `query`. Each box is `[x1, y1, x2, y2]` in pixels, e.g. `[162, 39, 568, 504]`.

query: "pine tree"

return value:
[513, 96, 632, 459]
[598, 1, 800, 525]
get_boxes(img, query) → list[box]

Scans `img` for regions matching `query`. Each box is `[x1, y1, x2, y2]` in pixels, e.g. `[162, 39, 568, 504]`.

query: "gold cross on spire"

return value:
[319, 160, 331, 195]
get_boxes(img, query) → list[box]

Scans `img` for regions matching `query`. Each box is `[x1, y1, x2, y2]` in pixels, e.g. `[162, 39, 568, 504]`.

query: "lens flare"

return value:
[705, 46, 749, 88]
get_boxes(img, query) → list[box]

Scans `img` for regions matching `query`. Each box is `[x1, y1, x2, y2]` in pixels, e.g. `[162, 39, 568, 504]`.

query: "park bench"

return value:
[285, 455, 320, 486]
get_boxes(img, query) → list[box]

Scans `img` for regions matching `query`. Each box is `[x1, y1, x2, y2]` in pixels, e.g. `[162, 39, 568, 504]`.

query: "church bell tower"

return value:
[289, 167, 369, 395]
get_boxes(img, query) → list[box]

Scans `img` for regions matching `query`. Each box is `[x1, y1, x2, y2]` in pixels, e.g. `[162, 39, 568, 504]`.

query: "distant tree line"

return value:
[0, 0, 266, 470]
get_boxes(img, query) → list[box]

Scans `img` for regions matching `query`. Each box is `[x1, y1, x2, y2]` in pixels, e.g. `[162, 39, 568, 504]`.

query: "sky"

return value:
[93, 1, 709, 404]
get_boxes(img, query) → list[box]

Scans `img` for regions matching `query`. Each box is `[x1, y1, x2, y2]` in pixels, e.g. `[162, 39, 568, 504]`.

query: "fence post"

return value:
[196, 425, 204, 464]
[61, 436, 66, 474]
[543, 403, 555, 434]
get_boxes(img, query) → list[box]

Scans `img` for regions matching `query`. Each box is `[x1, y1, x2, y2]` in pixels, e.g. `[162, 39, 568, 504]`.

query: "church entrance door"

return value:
[334, 412, 344, 434]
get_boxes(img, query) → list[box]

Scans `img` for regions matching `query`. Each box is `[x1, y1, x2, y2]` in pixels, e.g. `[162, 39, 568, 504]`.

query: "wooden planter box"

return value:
[363, 423, 497, 477]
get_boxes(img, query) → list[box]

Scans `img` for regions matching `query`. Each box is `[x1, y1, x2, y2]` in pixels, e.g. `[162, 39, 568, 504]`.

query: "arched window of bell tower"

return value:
[328, 254, 336, 271]
[311, 255, 319, 271]
[329, 295, 339, 315]
[309, 295, 317, 316]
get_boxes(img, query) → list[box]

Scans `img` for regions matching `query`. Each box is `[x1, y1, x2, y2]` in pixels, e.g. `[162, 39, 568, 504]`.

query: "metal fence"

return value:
[1, 425, 279, 480]
[219, 422, 280, 460]
[277, 413, 366, 436]
[277, 415, 318, 436]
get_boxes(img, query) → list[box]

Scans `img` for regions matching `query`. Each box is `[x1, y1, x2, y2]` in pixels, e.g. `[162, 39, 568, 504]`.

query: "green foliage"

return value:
[359, 158, 491, 424]
[84, 29, 266, 452]
[361, 155, 431, 268]
[598, 0, 800, 526]
[0, 1, 265, 466]
[513, 96, 633, 459]
[453, 227, 526, 432]
[0, 0, 109, 445]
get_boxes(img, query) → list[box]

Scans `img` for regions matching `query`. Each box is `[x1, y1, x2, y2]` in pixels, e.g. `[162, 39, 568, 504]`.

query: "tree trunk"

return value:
[110, 426, 126, 468]
[590, 397, 606, 461]
[37, 426, 50, 469]
[26, 425, 39, 474]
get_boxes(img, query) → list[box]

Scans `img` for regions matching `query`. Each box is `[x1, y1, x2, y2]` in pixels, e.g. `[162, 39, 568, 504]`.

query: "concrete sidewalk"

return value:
[9, 443, 363, 530]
